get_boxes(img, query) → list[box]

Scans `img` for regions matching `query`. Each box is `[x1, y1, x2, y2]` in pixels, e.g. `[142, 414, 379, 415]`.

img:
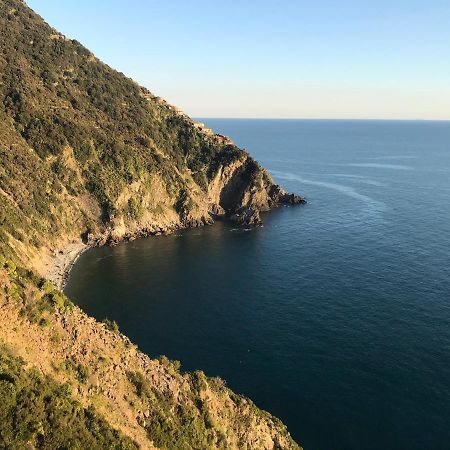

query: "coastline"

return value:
[44, 197, 305, 293]
[44, 225, 187, 292]
[44, 221, 197, 293]
[45, 241, 89, 291]
[45, 221, 205, 292]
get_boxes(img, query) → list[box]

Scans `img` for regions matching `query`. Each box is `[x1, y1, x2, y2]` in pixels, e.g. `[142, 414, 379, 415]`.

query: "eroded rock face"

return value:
[84, 158, 305, 242]
[208, 203, 226, 216]
[268, 184, 305, 206]
[206, 158, 305, 226]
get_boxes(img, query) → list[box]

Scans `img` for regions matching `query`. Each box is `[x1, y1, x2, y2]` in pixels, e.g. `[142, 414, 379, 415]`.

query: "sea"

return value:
[65, 119, 450, 450]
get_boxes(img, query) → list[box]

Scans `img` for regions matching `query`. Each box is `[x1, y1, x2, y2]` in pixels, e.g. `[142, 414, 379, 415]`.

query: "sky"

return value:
[27, 0, 450, 120]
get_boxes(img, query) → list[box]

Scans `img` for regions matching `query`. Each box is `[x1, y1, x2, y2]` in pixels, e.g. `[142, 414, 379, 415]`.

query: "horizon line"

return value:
[194, 117, 450, 122]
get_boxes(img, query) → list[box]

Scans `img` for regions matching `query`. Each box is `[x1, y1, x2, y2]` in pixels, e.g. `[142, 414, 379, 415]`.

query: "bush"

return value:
[102, 318, 119, 333]
[38, 317, 51, 328]
[0, 345, 138, 449]
[76, 364, 90, 384]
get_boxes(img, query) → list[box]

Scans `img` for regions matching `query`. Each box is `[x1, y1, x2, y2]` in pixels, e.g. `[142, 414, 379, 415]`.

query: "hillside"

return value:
[0, 260, 300, 449]
[0, 0, 303, 448]
[0, 0, 303, 279]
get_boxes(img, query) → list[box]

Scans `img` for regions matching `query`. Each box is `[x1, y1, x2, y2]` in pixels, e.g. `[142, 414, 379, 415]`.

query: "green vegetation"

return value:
[0, 1, 301, 448]
[102, 317, 120, 333]
[0, 261, 299, 449]
[0, 0, 258, 265]
[1, 261, 224, 449]
[1, 261, 72, 324]
[127, 369, 223, 449]
[0, 344, 137, 449]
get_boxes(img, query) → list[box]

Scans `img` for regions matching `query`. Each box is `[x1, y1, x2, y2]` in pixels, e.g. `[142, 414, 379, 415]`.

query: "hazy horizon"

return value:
[197, 117, 450, 121]
[27, 0, 450, 120]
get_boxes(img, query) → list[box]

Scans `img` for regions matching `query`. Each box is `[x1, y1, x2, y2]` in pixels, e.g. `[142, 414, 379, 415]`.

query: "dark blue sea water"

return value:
[66, 120, 450, 450]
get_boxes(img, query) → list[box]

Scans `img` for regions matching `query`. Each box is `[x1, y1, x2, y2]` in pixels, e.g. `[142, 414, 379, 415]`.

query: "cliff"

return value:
[0, 0, 303, 279]
[0, 0, 304, 448]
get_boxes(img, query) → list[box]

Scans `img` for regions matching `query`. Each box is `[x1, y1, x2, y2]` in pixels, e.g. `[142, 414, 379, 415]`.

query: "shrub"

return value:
[0, 345, 138, 449]
[38, 317, 51, 328]
[76, 364, 90, 384]
[102, 318, 119, 333]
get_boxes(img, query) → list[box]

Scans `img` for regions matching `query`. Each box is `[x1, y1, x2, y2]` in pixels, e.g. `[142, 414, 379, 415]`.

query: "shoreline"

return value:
[44, 222, 197, 292]
[45, 218, 211, 292]
[45, 200, 305, 292]
[45, 241, 89, 291]
[45, 220, 219, 292]
[44, 226, 183, 292]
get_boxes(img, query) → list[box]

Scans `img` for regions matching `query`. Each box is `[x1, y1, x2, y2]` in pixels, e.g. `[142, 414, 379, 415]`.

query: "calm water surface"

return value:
[66, 120, 450, 450]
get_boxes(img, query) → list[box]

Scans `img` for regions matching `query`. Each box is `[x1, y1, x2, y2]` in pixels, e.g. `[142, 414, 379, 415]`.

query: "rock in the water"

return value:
[282, 192, 306, 205]
[268, 184, 306, 206]
[230, 207, 262, 226]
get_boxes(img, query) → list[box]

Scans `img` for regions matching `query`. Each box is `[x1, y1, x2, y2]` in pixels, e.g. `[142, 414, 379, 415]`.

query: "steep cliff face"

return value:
[0, 0, 304, 447]
[0, 0, 304, 278]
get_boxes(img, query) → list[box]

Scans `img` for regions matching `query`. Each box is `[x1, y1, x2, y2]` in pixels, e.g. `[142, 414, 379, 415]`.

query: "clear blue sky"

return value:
[27, 0, 450, 119]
